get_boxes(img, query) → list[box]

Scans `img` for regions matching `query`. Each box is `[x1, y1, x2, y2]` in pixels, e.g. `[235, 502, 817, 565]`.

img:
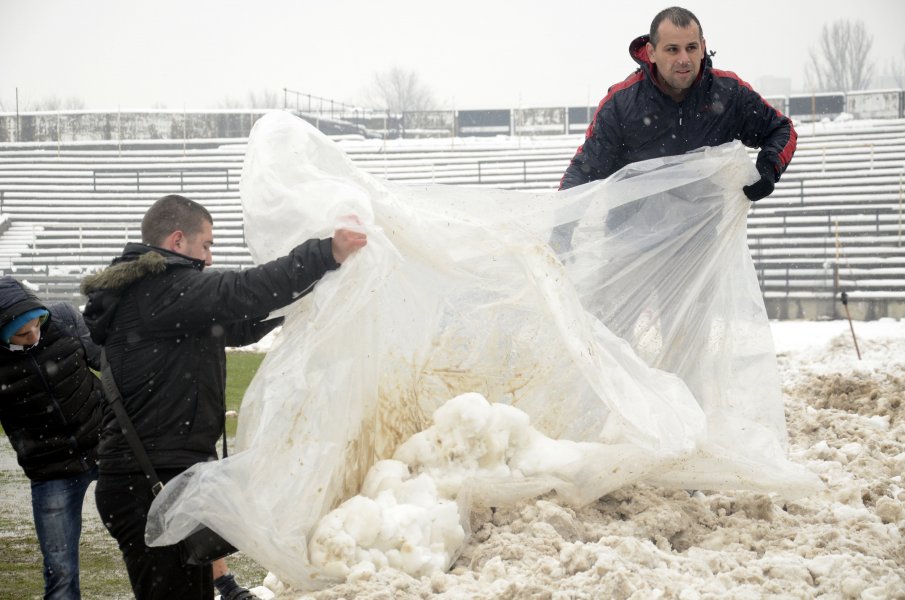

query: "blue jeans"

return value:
[31, 466, 98, 600]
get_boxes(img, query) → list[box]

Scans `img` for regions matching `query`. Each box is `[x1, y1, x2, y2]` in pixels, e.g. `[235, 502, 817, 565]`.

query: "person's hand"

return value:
[743, 173, 774, 201]
[744, 160, 776, 202]
[332, 228, 367, 264]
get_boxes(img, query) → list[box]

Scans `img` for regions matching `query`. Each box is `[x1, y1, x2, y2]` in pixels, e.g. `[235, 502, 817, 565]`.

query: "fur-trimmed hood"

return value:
[81, 243, 204, 344]
[81, 243, 204, 296]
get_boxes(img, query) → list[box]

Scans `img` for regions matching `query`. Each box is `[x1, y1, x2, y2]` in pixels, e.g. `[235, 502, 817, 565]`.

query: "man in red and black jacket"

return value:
[560, 6, 795, 200]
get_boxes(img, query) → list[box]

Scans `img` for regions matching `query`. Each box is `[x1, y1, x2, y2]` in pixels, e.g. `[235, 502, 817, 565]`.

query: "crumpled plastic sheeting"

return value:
[146, 111, 822, 589]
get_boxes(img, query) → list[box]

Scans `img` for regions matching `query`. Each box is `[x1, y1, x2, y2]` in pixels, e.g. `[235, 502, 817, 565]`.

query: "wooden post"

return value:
[840, 291, 861, 360]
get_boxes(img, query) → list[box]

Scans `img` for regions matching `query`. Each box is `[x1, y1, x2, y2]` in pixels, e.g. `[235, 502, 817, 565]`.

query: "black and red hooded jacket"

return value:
[560, 34, 796, 190]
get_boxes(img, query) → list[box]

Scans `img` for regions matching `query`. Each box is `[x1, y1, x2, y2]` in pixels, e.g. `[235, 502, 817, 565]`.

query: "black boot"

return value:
[214, 573, 258, 600]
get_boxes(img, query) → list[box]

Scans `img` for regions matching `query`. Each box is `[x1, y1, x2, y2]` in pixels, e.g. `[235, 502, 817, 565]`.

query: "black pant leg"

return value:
[95, 470, 213, 600]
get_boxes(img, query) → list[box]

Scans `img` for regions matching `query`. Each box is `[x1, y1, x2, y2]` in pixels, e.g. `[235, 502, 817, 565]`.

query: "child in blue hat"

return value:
[1, 306, 50, 347]
[0, 276, 103, 599]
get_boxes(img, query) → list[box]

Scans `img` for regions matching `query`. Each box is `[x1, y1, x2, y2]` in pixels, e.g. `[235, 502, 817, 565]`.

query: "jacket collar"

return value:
[80, 243, 204, 298]
[80, 243, 205, 345]
[114, 242, 206, 271]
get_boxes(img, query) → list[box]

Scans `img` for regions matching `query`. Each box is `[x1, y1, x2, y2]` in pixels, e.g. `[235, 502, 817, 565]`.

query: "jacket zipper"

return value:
[677, 105, 687, 149]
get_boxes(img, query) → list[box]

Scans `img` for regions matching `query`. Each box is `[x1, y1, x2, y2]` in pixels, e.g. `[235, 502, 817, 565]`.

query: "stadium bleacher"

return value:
[0, 117, 903, 319]
[745, 120, 905, 318]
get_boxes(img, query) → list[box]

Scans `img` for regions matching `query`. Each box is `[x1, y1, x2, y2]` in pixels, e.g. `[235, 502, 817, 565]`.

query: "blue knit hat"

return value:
[1, 308, 49, 344]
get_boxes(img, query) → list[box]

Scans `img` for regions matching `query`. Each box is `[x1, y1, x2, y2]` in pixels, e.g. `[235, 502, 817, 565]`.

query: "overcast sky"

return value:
[2, 0, 903, 112]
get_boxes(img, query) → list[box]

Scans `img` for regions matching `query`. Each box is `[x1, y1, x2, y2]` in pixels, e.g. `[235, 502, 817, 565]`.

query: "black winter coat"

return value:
[0, 278, 103, 481]
[560, 35, 797, 190]
[80, 239, 339, 474]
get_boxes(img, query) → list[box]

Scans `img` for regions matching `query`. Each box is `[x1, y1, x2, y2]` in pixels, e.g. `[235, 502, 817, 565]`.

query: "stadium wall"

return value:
[0, 109, 368, 143]
[1, 88, 902, 142]
[0, 109, 272, 143]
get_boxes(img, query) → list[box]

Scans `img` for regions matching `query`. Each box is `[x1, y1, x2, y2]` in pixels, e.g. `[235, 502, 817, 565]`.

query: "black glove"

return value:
[743, 173, 773, 201]
[743, 162, 776, 202]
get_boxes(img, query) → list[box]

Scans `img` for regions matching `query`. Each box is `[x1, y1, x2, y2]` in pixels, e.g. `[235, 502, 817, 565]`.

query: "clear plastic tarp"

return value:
[146, 111, 822, 589]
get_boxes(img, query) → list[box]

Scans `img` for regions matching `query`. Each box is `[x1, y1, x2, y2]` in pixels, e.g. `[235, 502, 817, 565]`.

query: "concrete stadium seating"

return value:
[1, 118, 904, 319]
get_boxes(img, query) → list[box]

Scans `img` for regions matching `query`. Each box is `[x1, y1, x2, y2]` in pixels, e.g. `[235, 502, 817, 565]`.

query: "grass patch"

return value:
[226, 351, 265, 411]
[226, 351, 265, 437]
[0, 350, 268, 597]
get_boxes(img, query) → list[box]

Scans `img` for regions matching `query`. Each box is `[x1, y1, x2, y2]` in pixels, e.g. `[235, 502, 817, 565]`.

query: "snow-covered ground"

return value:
[2, 319, 902, 598]
[236, 318, 904, 599]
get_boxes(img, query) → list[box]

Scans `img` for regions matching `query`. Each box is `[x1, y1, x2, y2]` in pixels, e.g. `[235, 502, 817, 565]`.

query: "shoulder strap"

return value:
[99, 348, 164, 496]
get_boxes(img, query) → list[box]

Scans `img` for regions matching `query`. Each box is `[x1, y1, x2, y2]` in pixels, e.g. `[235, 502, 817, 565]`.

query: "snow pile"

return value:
[257, 320, 904, 599]
[308, 461, 464, 580]
[308, 391, 624, 580]
[394, 392, 612, 503]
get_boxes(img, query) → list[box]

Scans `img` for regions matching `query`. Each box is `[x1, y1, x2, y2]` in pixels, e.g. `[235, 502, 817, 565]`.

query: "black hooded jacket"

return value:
[0, 278, 103, 481]
[560, 35, 797, 190]
[80, 239, 339, 474]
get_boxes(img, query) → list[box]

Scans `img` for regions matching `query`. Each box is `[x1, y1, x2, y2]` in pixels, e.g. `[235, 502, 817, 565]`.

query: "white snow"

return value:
[244, 318, 905, 598]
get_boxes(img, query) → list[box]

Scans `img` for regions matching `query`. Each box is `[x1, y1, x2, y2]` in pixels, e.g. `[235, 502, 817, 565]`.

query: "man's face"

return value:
[10, 318, 41, 347]
[646, 21, 705, 100]
[179, 219, 214, 268]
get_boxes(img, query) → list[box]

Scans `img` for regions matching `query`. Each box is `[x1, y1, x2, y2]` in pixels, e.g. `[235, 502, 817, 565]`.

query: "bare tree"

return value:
[64, 96, 86, 110]
[217, 96, 244, 109]
[366, 67, 436, 114]
[218, 89, 280, 109]
[887, 45, 905, 89]
[246, 89, 280, 109]
[15, 94, 87, 111]
[0, 89, 10, 112]
[807, 19, 875, 92]
[33, 96, 61, 111]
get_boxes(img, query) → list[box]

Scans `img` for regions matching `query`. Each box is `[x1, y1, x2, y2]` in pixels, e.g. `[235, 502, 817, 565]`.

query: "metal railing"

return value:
[282, 88, 365, 120]
[749, 206, 904, 296]
[475, 156, 563, 184]
[91, 168, 232, 192]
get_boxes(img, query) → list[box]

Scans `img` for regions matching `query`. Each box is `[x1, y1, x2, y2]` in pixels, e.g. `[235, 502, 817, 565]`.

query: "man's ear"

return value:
[161, 230, 184, 252]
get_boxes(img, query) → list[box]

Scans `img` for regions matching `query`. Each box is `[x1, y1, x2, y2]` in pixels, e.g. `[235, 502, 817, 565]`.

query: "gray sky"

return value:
[2, 0, 903, 112]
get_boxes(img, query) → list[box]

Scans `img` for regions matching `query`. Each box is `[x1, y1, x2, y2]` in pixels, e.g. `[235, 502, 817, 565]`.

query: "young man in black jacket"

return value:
[81, 194, 367, 600]
[0, 276, 104, 600]
[560, 6, 795, 198]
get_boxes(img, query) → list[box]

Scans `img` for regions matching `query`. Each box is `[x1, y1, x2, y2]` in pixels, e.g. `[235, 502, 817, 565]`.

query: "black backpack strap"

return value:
[98, 347, 164, 496]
